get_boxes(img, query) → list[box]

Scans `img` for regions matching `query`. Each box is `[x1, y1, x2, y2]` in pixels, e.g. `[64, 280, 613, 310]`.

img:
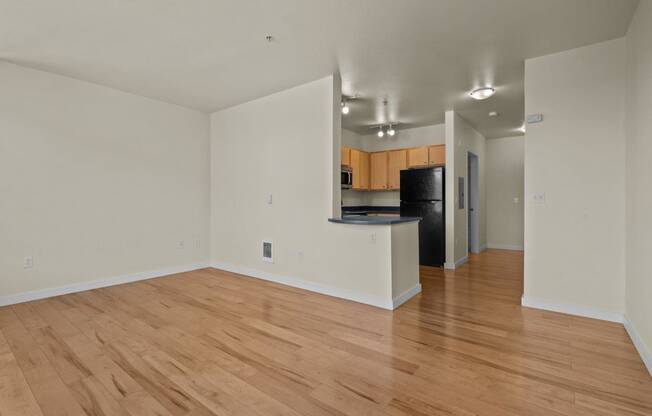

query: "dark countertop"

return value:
[328, 215, 420, 225]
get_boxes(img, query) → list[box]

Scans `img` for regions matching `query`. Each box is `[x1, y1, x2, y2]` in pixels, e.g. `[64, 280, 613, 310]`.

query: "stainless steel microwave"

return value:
[341, 167, 352, 189]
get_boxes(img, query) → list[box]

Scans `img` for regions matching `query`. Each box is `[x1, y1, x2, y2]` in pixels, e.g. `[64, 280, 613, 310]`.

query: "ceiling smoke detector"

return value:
[488, 111, 499, 117]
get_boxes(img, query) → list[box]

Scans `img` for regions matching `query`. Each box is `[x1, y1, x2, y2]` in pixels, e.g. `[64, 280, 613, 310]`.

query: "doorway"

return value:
[467, 152, 480, 254]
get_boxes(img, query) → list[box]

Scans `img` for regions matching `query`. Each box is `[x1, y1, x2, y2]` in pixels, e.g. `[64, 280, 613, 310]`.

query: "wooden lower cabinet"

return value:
[370, 152, 388, 190]
[388, 149, 407, 190]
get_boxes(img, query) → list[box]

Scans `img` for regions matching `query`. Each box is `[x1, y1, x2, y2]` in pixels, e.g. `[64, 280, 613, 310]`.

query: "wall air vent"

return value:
[262, 240, 273, 263]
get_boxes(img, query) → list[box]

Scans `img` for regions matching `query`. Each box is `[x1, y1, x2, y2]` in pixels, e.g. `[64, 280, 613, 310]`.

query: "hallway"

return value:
[413, 249, 651, 415]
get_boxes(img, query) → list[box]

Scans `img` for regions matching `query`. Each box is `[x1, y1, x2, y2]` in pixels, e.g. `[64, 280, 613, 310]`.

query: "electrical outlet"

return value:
[267, 194, 273, 205]
[513, 197, 520, 204]
[23, 256, 34, 269]
[177, 240, 185, 249]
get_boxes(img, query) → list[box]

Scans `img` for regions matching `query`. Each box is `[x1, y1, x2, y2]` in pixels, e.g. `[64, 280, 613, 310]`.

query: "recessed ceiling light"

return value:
[387, 125, 396, 136]
[488, 111, 499, 117]
[470, 87, 495, 100]
[377, 127, 385, 138]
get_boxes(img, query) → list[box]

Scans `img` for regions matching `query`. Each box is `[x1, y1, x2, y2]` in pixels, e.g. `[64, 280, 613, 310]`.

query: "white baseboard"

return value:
[392, 284, 422, 309]
[444, 256, 468, 270]
[521, 296, 623, 323]
[0, 263, 210, 307]
[624, 317, 652, 376]
[211, 262, 395, 310]
[487, 243, 524, 251]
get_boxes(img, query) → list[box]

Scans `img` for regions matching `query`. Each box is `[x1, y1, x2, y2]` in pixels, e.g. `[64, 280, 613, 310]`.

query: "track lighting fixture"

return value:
[370, 123, 399, 138]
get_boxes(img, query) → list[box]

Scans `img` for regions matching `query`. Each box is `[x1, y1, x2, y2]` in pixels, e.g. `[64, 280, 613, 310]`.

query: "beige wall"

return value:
[524, 38, 626, 319]
[486, 136, 524, 250]
[210, 76, 417, 307]
[445, 111, 487, 267]
[0, 62, 210, 300]
[625, 0, 652, 371]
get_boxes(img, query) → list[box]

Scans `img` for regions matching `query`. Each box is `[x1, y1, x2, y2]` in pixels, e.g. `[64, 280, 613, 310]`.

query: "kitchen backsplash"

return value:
[342, 189, 400, 207]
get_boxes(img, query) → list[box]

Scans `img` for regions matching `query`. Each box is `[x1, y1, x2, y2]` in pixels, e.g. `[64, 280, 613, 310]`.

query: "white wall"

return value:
[0, 62, 210, 300]
[486, 136, 524, 251]
[210, 76, 404, 304]
[342, 124, 445, 207]
[342, 128, 364, 150]
[523, 38, 626, 319]
[625, 0, 652, 371]
[445, 111, 487, 266]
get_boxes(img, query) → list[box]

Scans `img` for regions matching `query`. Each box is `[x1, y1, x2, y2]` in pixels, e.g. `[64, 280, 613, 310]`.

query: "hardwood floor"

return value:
[1, 250, 650, 415]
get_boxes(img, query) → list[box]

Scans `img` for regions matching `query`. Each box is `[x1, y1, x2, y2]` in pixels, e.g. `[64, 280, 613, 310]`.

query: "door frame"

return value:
[467, 151, 480, 254]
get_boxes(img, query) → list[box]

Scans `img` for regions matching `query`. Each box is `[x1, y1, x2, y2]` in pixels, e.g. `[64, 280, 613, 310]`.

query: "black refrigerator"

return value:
[400, 167, 445, 267]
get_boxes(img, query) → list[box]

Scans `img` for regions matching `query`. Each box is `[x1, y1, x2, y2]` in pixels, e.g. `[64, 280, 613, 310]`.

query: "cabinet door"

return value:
[341, 147, 351, 167]
[388, 149, 407, 190]
[350, 149, 361, 189]
[370, 152, 389, 190]
[407, 147, 429, 168]
[350, 149, 370, 190]
[428, 145, 445, 166]
[359, 151, 370, 190]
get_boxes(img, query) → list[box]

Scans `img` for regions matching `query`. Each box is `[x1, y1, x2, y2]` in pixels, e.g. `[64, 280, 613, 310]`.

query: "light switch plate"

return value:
[533, 192, 546, 204]
[23, 256, 34, 269]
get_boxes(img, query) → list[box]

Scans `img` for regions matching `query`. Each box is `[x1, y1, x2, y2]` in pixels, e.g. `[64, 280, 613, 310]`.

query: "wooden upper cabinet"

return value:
[428, 145, 445, 166]
[388, 150, 407, 190]
[350, 149, 370, 190]
[359, 151, 370, 190]
[370, 152, 389, 190]
[341, 147, 351, 167]
[346, 144, 444, 192]
[407, 147, 429, 168]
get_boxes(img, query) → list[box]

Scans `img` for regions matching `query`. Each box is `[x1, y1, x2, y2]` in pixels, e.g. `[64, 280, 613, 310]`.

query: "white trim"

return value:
[392, 284, 422, 309]
[624, 317, 652, 376]
[0, 263, 210, 307]
[487, 243, 524, 251]
[521, 296, 623, 323]
[212, 262, 394, 310]
[444, 256, 468, 270]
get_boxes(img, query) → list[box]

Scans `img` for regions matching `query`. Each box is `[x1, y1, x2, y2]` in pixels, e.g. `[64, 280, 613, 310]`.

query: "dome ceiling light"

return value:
[469, 87, 495, 100]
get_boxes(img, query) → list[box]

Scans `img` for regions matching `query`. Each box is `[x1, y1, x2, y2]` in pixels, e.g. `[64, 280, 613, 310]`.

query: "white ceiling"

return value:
[0, 0, 638, 138]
